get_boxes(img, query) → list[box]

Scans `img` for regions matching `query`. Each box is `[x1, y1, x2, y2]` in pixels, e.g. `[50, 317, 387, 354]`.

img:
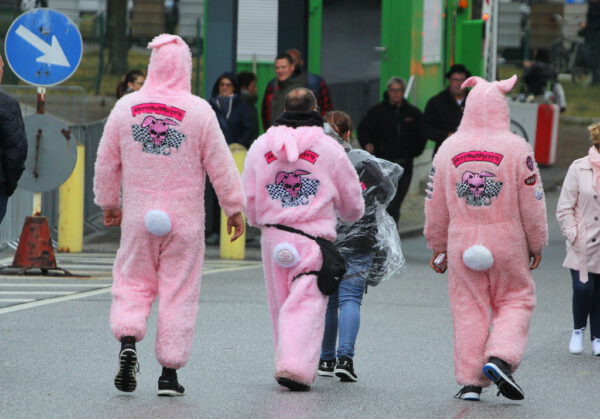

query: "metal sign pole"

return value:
[32, 86, 45, 216]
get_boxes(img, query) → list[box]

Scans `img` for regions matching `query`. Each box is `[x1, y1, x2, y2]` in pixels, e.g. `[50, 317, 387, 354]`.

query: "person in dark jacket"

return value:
[580, 0, 600, 86]
[209, 72, 256, 148]
[237, 71, 259, 141]
[286, 49, 334, 116]
[261, 52, 307, 130]
[0, 55, 27, 223]
[206, 72, 256, 245]
[357, 76, 425, 223]
[421, 64, 471, 155]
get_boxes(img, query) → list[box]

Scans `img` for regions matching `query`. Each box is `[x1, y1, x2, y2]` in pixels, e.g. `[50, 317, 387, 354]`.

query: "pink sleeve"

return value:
[333, 152, 364, 222]
[518, 149, 548, 253]
[93, 110, 122, 209]
[556, 162, 579, 245]
[200, 110, 246, 216]
[241, 147, 257, 226]
[424, 157, 449, 252]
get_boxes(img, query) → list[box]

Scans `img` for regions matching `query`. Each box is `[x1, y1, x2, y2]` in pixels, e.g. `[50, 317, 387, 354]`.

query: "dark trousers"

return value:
[570, 269, 600, 339]
[386, 158, 413, 223]
[204, 181, 220, 237]
[0, 189, 9, 224]
[584, 30, 600, 84]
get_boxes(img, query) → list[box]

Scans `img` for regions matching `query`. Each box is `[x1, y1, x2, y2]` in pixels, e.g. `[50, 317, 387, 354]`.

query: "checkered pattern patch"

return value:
[266, 178, 320, 207]
[456, 179, 503, 207]
[425, 166, 435, 200]
[132, 124, 186, 156]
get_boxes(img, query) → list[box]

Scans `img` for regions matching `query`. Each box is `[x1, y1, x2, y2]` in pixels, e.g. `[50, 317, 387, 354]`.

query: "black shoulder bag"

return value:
[266, 224, 347, 295]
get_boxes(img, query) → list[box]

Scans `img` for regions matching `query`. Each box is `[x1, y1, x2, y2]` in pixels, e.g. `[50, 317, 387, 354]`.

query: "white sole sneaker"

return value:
[317, 370, 334, 377]
[158, 389, 184, 397]
[458, 391, 480, 401]
[483, 362, 524, 401]
[592, 338, 600, 356]
[569, 329, 584, 354]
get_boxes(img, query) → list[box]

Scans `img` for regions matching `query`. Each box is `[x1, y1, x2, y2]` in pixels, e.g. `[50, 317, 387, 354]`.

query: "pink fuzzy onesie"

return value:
[242, 124, 364, 387]
[93, 34, 245, 369]
[424, 75, 548, 387]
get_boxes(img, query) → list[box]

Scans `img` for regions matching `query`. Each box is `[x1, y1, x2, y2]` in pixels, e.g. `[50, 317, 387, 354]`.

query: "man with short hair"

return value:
[243, 87, 364, 391]
[358, 76, 424, 223]
[0, 54, 27, 223]
[285, 48, 333, 116]
[237, 71, 259, 141]
[422, 64, 472, 155]
[261, 52, 307, 130]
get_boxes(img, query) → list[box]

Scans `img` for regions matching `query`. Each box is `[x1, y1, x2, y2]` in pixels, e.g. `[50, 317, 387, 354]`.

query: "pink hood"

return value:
[242, 125, 364, 240]
[458, 75, 517, 134]
[141, 34, 192, 95]
[263, 125, 325, 163]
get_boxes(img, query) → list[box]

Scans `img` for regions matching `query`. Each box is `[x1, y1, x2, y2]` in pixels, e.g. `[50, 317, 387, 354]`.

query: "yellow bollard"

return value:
[58, 144, 85, 252]
[220, 143, 247, 259]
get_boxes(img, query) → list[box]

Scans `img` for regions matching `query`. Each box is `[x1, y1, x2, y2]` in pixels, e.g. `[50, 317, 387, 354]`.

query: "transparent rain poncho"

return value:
[334, 143, 406, 287]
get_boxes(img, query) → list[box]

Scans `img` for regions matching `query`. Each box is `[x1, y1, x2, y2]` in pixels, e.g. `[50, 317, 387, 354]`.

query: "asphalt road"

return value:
[1, 190, 599, 419]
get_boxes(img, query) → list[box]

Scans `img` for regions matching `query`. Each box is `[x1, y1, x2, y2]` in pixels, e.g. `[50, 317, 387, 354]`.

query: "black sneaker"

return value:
[483, 357, 524, 400]
[454, 385, 482, 401]
[158, 369, 185, 397]
[317, 359, 335, 377]
[334, 356, 357, 382]
[114, 336, 138, 393]
[277, 376, 310, 391]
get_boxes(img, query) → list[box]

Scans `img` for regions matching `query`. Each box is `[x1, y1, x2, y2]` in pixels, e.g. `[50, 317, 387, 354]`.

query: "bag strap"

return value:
[265, 223, 317, 241]
[293, 271, 320, 281]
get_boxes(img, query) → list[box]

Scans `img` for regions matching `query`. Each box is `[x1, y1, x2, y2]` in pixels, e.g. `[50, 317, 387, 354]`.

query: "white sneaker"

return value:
[592, 338, 600, 356]
[569, 329, 584, 354]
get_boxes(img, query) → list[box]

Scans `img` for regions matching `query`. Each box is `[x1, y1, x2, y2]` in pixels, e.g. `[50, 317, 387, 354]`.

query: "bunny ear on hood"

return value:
[270, 127, 300, 162]
[497, 74, 518, 93]
[461, 76, 485, 90]
[143, 33, 192, 94]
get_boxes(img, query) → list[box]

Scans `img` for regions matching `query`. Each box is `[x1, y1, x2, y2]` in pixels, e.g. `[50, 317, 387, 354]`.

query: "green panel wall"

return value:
[381, 0, 443, 111]
[455, 19, 484, 78]
[237, 61, 274, 134]
[307, 0, 323, 74]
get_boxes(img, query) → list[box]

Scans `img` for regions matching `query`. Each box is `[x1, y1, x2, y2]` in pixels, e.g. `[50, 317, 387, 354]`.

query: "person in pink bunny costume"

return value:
[242, 88, 364, 391]
[424, 75, 548, 402]
[94, 34, 245, 397]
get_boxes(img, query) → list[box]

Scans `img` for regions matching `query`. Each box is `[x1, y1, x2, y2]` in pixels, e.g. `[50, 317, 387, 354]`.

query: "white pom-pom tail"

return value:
[144, 210, 172, 237]
[462, 245, 494, 271]
[273, 243, 300, 267]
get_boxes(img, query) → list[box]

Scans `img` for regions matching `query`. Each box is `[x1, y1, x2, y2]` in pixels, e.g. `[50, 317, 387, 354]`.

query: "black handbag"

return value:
[266, 224, 347, 295]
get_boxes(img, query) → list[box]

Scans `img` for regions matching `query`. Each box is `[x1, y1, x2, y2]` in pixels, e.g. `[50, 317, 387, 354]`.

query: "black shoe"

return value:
[277, 376, 310, 391]
[334, 356, 357, 382]
[114, 336, 138, 393]
[158, 368, 185, 397]
[317, 359, 335, 377]
[483, 357, 524, 400]
[454, 385, 482, 401]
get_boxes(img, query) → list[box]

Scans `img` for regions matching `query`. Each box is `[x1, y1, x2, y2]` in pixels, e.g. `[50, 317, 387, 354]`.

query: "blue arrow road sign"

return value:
[4, 8, 83, 87]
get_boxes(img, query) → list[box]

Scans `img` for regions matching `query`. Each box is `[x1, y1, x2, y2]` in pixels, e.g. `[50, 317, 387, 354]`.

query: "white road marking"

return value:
[0, 290, 77, 295]
[0, 263, 262, 315]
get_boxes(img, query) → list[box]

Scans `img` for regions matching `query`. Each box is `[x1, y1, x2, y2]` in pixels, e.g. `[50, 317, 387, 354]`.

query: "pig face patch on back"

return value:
[132, 116, 186, 156]
[266, 169, 320, 207]
[456, 170, 503, 206]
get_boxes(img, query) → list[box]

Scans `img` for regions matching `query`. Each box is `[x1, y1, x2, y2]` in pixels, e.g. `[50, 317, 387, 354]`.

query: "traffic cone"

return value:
[12, 216, 58, 270]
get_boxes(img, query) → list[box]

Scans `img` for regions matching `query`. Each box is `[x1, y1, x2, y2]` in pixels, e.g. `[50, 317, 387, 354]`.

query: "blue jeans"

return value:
[571, 269, 600, 339]
[320, 252, 374, 360]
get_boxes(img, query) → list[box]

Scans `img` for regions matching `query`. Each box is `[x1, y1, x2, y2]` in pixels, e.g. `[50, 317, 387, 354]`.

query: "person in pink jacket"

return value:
[424, 75, 548, 402]
[94, 34, 245, 396]
[556, 122, 600, 356]
[242, 88, 364, 391]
